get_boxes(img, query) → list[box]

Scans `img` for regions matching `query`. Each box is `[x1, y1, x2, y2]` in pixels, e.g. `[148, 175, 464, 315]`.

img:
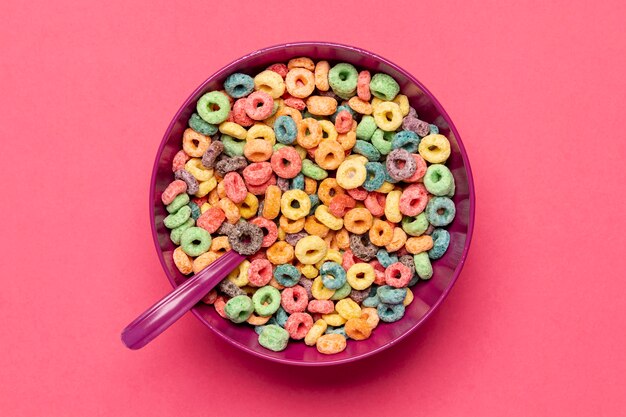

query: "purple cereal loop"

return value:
[408, 107, 418, 118]
[349, 289, 370, 303]
[215, 155, 248, 177]
[298, 277, 313, 299]
[216, 221, 235, 236]
[386, 148, 417, 181]
[285, 231, 308, 247]
[218, 279, 245, 298]
[349, 233, 378, 261]
[174, 169, 199, 195]
[201, 141, 224, 168]
[228, 222, 263, 256]
[402, 116, 430, 137]
[276, 177, 290, 192]
[399, 255, 416, 274]
[318, 90, 339, 100]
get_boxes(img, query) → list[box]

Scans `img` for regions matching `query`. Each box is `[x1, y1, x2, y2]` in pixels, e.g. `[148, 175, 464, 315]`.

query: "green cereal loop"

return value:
[189, 113, 217, 136]
[356, 115, 377, 141]
[270, 101, 280, 117]
[329, 63, 358, 98]
[180, 226, 212, 257]
[221, 134, 245, 157]
[330, 282, 352, 300]
[401, 213, 429, 237]
[170, 218, 195, 244]
[273, 143, 286, 152]
[302, 110, 323, 120]
[197, 91, 231, 125]
[252, 286, 281, 316]
[301, 159, 328, 180]
[164, 205, 192, 229]
[424, 164, 455, 196]
[413, 252, 433, 280]
[369, 73, 400, 101]
[371, 128, 394, 155]
[224, 295, 254, 323]
[166, 193, 190, 214]
[258, 324, 289, 352]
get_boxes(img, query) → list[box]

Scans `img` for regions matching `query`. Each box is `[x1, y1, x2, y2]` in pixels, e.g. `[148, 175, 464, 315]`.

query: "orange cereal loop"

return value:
[217, 198, 241, 224]
[343, 208, 374, 235]
[285, 68, 316, 98]
[268, 276, 285, 290]
[247, 313, 272, 326]
[279, 215, 305, 233]
[217, 180, 227, 199]
[296, 118, 323, 149]
[305, 215, 330, 237]
[385, 227, 407, 252]
[316, 333, 347, 354]
[317, 178, 345, 206]
[306, 96, 338, 116]
[209, 235, 231, 255]
[348, 97, 373, 115]
[337, 131, 357, 151]
[208, 188, 220, 206]
[369, 219, 394, 246]
[277, 226, 286, 241]
[262, 185, 282, 219]
[304, 177, 318, 195]
[333, 228, 351, 250]
[314, 139, 345, 170]
[173, 246, 193, 275]
[244, 139, 273, 162]
[276, 105, 303, 124]
[266, 241, 295, 264]
[288, 57, 315, 71]
[182, 128, 211, 157]
[405, 235, 434, 254]
[344, 318, 373, 340]
[192, 251, 219, 273]
[314, 60, 330, 91]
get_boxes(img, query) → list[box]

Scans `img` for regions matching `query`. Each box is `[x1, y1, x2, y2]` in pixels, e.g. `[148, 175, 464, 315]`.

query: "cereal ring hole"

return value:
[429, 145, 439, 151]
[290, 200, 301, 209]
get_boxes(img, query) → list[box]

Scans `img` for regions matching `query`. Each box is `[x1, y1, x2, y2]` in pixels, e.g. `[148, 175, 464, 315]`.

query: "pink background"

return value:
[1, 1, 625, 416]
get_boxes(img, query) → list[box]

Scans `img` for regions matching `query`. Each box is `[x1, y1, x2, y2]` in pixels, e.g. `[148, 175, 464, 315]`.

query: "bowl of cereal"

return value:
[149, 42, 475, 365]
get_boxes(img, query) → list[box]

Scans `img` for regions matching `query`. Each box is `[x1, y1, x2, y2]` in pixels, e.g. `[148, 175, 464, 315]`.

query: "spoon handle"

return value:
[121, 250, 245, 349]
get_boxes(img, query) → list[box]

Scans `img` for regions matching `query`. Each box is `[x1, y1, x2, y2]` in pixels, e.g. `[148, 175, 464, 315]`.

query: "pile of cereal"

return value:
[161, 57, 455, 354]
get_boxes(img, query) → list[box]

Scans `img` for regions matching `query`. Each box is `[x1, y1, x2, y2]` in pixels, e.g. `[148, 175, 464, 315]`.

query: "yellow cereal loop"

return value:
[246, 123, 276, 145]
[312, 276, 335, 300]
[318, 119, 338, 142]
[384, 190, 403, 223]
[219, 121, 247, 139]
[418, 134, 451, 164]
[185, 158, 214, 182]
[276, 105, 303, 124]
[254, 69, 285, 98]
[322, 311, 347, 326]
[376, 181, 395, 194]
[295, 235, 328, 264]
[403, 288, 414, 306]
[393, 94, 410, 116]
[195, 176, 217, 197]
[314, 205, 344, 231]
[373, 101, 403, 131]
[371, 97, 383, 110]
[227, 260, 250, 287]
[200, 202, 211, 213]
[346, 263, 375, 290]
[345, 154, 368, 165]
[305, 319, 328, 346]
[315, 249, 343, 270]
[237, 192, 259, 219]
[299, 264, 319, 279]
[294, 145, 307, 160]
[336, 159, 367, 190]
[336, 299, 362, 320]
[280, 189, 311, 220]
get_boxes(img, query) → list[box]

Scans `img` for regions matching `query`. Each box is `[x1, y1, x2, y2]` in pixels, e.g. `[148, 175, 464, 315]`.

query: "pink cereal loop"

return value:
[357, 70, 371, 101]
[161, 180, 187, 205]
[245, 91, 274, 121]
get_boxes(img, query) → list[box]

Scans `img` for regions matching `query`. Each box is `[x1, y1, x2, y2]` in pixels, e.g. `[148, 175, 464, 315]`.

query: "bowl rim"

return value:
[149, 41, 475, 366]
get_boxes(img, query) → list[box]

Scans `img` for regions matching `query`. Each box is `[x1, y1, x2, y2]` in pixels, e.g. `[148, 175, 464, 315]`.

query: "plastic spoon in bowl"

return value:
[121, 249, 245, 349]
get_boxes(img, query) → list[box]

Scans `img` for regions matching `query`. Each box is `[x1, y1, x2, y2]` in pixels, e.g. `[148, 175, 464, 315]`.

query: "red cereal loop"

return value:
[267, 63, 288, 78]
[248, 259, 273, 287]
[346, 186, 368, 201]
[214, 296, 228, 318]
[384, 262, 412, 288]
[202, 289, 218, 304]
[172, 150, 190, 172]
[342, 249, 361, 270]
[307, 299, 335, 314]
[270, 146, 302, 179]
[370, 260, 387, 285]
[250, 217, 278, 247]
[364, 192, 386, 217]
[223, 172, 247, 204]
[161, 180, 187, 205]
[192, 196, 208, 207]
[284, 96, 307, 110]
[281, 285, 309, 314]
[248, 250, 267, 263]
[329, 194, 356, 217]
[246, 174, 277, 195]
[225, 111, 235, 123]
[197, 207, 226, 233]
[306, 147, 317, 160]
[357, 70, 371, 101]
[245, 91, 274, 121]
[285, 312, 314, 340]
[243, 162, 273, 186]
[399, 183, 429, 216]
[334, 110, 353, 134]
[404, 154, 427, 182]
[232, 98, 255, 127]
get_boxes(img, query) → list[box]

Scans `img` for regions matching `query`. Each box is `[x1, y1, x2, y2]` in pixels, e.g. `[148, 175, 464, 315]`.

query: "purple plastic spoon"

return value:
[121, 250, 245, 349]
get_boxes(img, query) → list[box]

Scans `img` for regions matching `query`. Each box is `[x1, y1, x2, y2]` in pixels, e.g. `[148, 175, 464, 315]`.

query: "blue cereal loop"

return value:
[224, 73, 255, 99]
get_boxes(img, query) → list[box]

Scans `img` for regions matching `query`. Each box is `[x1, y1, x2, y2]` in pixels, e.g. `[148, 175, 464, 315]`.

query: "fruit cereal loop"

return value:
[295, 235, 328, 264]
[279, 215, 305, 233]
[329, 194, 356, 218]
[373, 101, 403, 131]
[316, 333, 347, 354]
[197, 206, 225, 234]
[244, 139, 273, 162]
[333, 228, 350, 250]
[306, 96, 337, 116]
[217, 198, 240, 224]
[349, 233, 378, 262]
[386, 148, 417, 181]
[349, 288, 370, 304]
[345, 318, 372, 340]
[314, 139, 345, 170]
[250, 217, 278, 247]
[201, 141, 224, 169]
[317, 178, 345, 206]
[348, 96, 372, 115]
[210, 235, 231, 255]
[343, 208, 374, 235]
[418, 134, 451, 164]
[285, 231, 307, 247]
[385, 226, 407, 252]
[346, 186, 368, 201]
[307, 299, 335, 314]
[296, 118, 323, 149]
[403, 154, 427, 183]
[285, 312, 314, 340]
[161, 180, 187, 205]
[288, 57, 315, 71]
[336, 159, 367, 190]
[244, 91, 274, 121]
[405, 235, 434, 254]
[261, 185, 281, 219]
[227, 222, 263, 256]
[356, 70, 371, 101]
[346, 262, 376, 290]
[246, 174, 276, 196]
[172, 150, 190, 172]
[283, 95, 306, 111]
[242, 162, 273, 186]
[363, 192, 385, 217]
[335, 298, 362, 320]
[173, 246, 193, 275]
[285, 68, 315, 98]
[337, 130, 357, 151]
[258, 325, 289, 352]
[182, 128, 211, 158]
[254, 70, 285, 98]
[369, 219, 394, 246]
[214, 296, 228, 318]
[222, 172, 247, 204]
[247, 259, 273, 287]
[197, 91, 231, 125]
[305, 319, 328, 346]
[304, 216, 330, 237]
[215, 155, 247, 177]
[280, 189, 311, 220]
[281, 285, 309, 314]
[384, 262, 413, 288]
[266, 62, 288, 78]
[174, 169, 199, 195]
[334, 110, 353, 134]
[314, 205, 344, 231]
[399, 183, 429, 216]
[271, 146, 302, 179]
[266, 241, 295, 264]
[402, 116, 430, 137]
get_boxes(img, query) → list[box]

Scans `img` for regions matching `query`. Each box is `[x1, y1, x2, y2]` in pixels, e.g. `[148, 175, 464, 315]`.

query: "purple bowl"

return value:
[150, 42, 475, 366]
